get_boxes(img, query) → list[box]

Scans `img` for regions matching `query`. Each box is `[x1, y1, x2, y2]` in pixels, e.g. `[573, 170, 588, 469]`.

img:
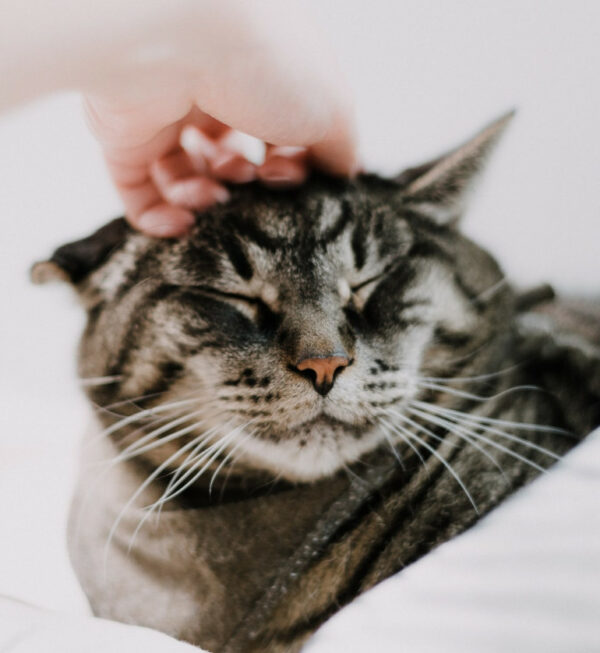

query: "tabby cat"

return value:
[33, 114, 600, 653]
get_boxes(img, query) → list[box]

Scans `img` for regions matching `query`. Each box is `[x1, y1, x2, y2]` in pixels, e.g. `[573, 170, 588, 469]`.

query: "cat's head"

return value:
[33, 113, 515, 481]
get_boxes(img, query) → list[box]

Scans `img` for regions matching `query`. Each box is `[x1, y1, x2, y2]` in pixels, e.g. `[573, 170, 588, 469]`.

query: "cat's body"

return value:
[34, 115, 600, 652]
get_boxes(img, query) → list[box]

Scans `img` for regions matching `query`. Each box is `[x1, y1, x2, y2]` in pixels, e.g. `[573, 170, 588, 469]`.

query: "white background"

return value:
[0, 0, 598, 621]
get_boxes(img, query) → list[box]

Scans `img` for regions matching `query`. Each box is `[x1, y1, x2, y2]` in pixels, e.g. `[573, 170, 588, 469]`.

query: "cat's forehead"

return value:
[185, 180, 412, 279]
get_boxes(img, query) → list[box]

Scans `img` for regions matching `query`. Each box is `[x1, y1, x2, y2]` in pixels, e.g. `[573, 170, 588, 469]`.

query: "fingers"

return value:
[210, 151, 256, 183]
[135, 203, 196, 238]
[106, 146, 230, 238]
[258, 146, 308, 188]
[96, 109, 233, 237]
[107, 129, 326, 238]
[183, 126, 311, 188]
[94, 99, 346, 239]
[182, 125, 256, 183]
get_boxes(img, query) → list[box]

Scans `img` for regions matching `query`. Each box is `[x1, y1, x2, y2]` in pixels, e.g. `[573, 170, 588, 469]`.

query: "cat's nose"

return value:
[295, 354, 351, 396]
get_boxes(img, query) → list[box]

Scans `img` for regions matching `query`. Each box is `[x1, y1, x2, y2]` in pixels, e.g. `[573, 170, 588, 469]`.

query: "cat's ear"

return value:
[396, 111, 514, 225]
[31, 217, 132, 285]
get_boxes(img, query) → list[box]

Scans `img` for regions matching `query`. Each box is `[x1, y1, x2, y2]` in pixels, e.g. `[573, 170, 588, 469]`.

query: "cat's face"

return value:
[34, 115, 515, 481]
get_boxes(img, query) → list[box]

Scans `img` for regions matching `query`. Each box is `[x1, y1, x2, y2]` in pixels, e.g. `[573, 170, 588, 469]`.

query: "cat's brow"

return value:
[226, 213, 283, 252]
[351, 219, 368, 270]
[317, 198, 353, 244]
[219, 232, 254, 280]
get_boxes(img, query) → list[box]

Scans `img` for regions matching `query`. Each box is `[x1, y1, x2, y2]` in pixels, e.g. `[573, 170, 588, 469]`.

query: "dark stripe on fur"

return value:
[319, 199, 353, 244]
[434, 326, 474, 348]
[351, 217, 368, 270]
[142, 361, 185, 397]
[268, 443, 471, 645]
[225, 213, 283, 252]
[219, 233, 254, 280]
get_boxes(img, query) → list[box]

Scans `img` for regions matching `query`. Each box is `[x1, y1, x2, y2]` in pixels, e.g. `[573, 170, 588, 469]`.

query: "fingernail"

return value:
[181, 126, 219, 159]
[260, 174, 301, 188]
[259, 166, 307, 188]
[267, 146, 306, 160]
[258, 157, 307, 188]
[211, 153, 256, 183]
[213, 187, 230, 203]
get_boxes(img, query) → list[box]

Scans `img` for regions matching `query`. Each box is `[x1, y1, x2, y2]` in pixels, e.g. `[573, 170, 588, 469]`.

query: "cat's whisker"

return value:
[153, 424, 229, 521]
[337, 444, 374, 487]
[377, 417, 427, 469]
[90, 389, 180, 419]
[95, 397, 199, 444]
[156, 420, 257, 508]
[161, 423, 230, 499]
[422, 338, 493, 369]
[103, 426, 221, 572]
[92, 393, 242, 453]
[409, 403, 551, 474]
[381, 428, 406, 470]
[375, 420, 407, 470]
[411, 399, 572, 436]
[419, 365, 520, 385]
[147, 427, 248, 515]
[127, 429, 237, 552]
[412, 401, 567, 456]
[76, 410, 207, 532]
[79, 375, 124, 387]
[217, 454, 242, 502]
[472, 276, 507, 304]
[112, 410, 207, 464]
[455, 426, 549, 475]
[217, 440, 263, 501]
[416, 379, 545, 403]
[209, 430, 256, 496]
[85, 410, 177, 456]
[399, 406, 509, 482]
[382, 411, 479, 513]
[362, 405, 410, 470]
[386, 410, 463, 453]
[81, 410, 203, 495]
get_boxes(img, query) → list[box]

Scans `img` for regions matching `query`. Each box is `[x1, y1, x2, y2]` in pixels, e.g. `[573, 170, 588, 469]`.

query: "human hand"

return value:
[82, 0, 357, 237]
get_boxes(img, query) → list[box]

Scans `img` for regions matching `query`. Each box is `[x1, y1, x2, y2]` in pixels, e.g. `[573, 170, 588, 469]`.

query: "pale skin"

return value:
[0, 1, 355, 648]
[0, 0, 357, 237]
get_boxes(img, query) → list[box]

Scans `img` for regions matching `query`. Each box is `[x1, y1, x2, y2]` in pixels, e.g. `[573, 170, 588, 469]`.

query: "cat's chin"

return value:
[298, 413, 367, 435]
[233, 418, 386, 482]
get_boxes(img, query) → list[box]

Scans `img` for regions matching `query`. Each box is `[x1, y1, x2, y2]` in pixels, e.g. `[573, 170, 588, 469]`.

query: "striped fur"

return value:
[33, 115, 600, 652]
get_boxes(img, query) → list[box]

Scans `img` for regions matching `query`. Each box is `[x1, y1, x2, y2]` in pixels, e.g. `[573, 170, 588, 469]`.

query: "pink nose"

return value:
[295, 355, 350, 396]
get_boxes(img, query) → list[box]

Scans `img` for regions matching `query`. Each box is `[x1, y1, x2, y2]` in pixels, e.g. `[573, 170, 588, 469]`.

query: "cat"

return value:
[32, 113, 600, 653]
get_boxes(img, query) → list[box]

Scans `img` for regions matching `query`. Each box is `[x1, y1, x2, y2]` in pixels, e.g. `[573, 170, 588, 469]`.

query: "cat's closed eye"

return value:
[193, 286, 265, 306]
[349, 272, 388, 310]
[349, 259, 405, 310]
[185, 285, 270, 322]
